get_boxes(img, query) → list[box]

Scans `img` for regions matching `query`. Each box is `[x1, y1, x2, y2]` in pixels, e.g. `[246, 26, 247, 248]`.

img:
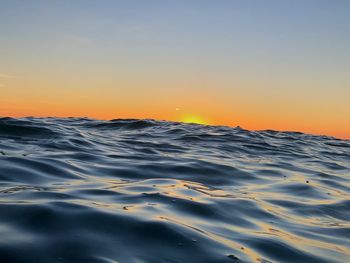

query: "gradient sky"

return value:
[0, 0, 349, 138]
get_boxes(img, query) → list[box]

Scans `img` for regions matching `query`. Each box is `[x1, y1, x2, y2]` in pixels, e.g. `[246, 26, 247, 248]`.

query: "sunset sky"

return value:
[0, 0, 349, 139]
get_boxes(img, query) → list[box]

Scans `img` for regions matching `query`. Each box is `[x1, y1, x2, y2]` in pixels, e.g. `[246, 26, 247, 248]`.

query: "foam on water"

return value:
[0, 117, 349, 262]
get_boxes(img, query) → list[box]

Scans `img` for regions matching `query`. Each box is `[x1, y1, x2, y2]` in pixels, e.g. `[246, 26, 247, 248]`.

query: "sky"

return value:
[0, 0, 349, 139]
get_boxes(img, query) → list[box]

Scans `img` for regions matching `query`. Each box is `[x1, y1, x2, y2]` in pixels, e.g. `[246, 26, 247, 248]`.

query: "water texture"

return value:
[0, 117, 349, 263]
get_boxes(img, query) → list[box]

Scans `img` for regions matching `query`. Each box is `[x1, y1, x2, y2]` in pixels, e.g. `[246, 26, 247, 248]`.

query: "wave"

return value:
[0, 117, 349, 262]
[88, 119, 160, 130]
[0, 117, 58, 138]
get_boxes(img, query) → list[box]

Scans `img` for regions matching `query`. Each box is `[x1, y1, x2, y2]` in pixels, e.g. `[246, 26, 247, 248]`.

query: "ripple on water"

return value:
[0, 118, 349, 262]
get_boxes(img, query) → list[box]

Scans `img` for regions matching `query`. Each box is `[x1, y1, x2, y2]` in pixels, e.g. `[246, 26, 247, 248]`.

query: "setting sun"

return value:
[180, 115, 208, 125]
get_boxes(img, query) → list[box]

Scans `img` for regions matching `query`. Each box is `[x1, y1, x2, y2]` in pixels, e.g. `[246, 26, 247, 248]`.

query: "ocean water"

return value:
[0, 117, 349, 263]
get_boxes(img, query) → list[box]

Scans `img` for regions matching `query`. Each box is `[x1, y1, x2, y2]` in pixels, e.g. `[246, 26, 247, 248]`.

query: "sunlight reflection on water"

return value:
[0, 117, 349, 262]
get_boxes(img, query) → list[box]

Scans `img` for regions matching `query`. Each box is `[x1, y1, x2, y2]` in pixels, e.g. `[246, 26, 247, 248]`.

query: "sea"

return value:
[0, 117, 349, 263]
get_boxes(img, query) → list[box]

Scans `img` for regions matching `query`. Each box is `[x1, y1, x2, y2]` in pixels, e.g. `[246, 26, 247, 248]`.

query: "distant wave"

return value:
[0, 118, 349, 262]
[0, 117, 58, 138]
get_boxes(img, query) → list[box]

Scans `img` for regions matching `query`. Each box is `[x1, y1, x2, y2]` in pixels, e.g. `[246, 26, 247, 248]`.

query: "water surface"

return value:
[0, 117, 349, 262]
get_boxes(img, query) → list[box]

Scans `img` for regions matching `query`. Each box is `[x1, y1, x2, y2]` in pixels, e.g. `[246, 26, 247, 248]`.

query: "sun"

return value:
[180, 115, 207, 125]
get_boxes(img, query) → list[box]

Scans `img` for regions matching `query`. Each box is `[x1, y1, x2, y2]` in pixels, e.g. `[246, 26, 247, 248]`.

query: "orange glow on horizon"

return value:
[1, 104, 348, 140]
[0, 81, 348, 140]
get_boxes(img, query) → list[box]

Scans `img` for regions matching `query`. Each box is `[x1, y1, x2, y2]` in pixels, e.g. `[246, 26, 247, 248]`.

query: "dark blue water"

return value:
[0, 117, 349, 263]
